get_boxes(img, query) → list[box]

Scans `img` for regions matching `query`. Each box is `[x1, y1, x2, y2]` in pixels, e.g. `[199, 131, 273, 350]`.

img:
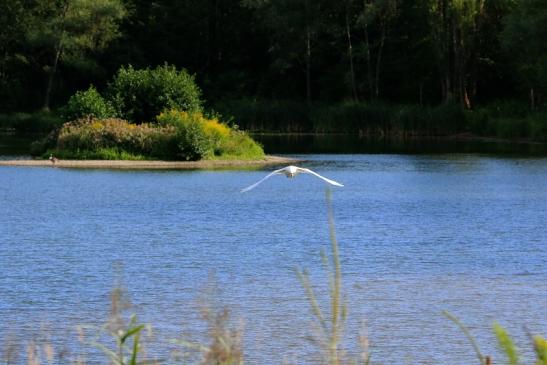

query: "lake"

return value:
[1, 140, 547, 363]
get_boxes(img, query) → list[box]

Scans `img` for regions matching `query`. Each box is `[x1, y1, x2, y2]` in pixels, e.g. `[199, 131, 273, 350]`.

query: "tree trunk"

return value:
[530, 87, 535, 110]
[452, 16, 462, 105]
[364, 23, 373, 100]
[439, 0, 452, 103]
[345, 3, 358, 101]
[374, 27, 385, 99]
[42, 43, 63, 112]
[305, 0, 312, 107]
[42, 0, 70, 112]
[363, 0, 374, 100]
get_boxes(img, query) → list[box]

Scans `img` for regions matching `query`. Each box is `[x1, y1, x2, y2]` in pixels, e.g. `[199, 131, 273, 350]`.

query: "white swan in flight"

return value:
[241, 165, 344, 192]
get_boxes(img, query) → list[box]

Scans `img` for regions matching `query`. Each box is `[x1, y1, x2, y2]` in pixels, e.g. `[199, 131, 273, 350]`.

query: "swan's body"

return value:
[241, 165, 343, 192]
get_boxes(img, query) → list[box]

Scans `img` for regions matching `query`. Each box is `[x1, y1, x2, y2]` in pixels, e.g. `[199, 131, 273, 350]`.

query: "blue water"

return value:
[1, 154, 547, 364]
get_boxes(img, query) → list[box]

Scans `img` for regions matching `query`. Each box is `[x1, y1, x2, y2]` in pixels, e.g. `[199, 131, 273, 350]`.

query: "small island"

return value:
[27, 65, 269, 165]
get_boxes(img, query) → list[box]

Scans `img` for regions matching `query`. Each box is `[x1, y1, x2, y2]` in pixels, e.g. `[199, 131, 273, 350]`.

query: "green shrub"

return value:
[312, 102, 392, 134]
[63, 85, 117, 121]
[108, 64, 202, 123]
[50, 147, 148, 160]
[41, 117, 178, 159]
[33, 113, 263, 160]
[530, 113, 547, 141]
[494, 117, 530, 139]
[157, 110, 215, 160]
[0, 111, 63, 133]
[427, 103, 465, 134]
[29, 128, 59, 156]
[157, 110, 264, 160]
[211, 99, 311, 132]
[464, 108, 493, 136]
[213, 99, 468, 136]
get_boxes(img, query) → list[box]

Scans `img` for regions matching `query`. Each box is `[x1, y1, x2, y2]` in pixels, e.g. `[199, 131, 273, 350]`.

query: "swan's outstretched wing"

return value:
[297, 167, 344, 187]
[241, 167, 288, 192]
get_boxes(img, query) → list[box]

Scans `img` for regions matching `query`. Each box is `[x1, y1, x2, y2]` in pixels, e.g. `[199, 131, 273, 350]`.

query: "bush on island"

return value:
[157, 110, 264, 160]
[62, 85, 117, 121]
[107, 64, 203, 123]
[32, 112, 264, 161]
[52, 117, 178, 159]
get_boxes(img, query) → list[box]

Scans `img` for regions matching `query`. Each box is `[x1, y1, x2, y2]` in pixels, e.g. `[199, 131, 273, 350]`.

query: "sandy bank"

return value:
[0, 155, 299, 170]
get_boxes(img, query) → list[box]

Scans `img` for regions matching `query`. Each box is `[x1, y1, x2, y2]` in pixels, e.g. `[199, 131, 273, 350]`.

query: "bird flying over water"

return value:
[241, 165, 344, 192]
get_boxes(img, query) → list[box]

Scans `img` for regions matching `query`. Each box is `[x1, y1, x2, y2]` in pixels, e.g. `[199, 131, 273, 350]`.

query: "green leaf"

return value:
[443, 311, 485, 365]
[493, 322, 519, 365]
[129, 331, 140, 365]
[120, 324, 145, 345]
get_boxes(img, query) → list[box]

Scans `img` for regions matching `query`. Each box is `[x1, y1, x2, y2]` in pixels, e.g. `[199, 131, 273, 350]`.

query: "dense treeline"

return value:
[0, 0, 546, 116]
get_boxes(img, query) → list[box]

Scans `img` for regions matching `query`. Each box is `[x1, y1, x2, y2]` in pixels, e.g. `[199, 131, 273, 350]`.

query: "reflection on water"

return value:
[2, 132, 547, 158]
[1, 154, 547, 364]
[254, 133, 547, 155]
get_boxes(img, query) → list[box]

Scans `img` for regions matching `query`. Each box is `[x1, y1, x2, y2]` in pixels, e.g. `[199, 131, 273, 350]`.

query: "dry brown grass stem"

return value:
[297, 189, 348, 365]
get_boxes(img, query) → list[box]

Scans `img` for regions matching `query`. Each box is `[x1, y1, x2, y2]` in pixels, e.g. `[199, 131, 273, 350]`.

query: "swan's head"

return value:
[283, 165, 298, 178]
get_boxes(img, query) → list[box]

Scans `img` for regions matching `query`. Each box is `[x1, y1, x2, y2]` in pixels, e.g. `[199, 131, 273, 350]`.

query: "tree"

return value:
[501, 0, 547, 109]
[357, 0, 398, 100]
[26, 0, 126, 111]
[0, 0, 32, 111]
[243, 0, 324, 105]
[429, 0, 492, 108]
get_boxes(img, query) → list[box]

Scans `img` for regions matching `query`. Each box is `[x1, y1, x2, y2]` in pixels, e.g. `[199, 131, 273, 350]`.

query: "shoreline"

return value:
[0, 155, 299, 170]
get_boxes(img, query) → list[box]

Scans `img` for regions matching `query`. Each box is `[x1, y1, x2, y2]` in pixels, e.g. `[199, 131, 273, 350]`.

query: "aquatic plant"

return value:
[296, 189, 370, 365]
[445, 311, 547, 365]
[78, 287, 154, 365]
[172, 306, 243, 365]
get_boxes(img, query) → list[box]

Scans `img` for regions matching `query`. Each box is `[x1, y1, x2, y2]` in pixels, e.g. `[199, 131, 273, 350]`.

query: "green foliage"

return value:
[444, 314, 547, 365]
[108, 64, 203, 123]
[533, 335, 547, 365]
[63, 85, 117, 120]
[0, 111, 63, 133]
[48, 147, 148, 160]
[26, 0, 127, 53]
[35, 117, 178, 159]
[173, 307, 244, 365]
[312, 102, 391, 134]
[80, 287, 149, 365]
[157, 110, 264, 161]
[32, 113, 264, 160]
[443, 311, 486, 365]
[25, 0, 127, 109]
[214, 98, 547, 142]
[215, 99, 468, 136]
[295, 190, 374, 365]
[464, 102, 547, 140]
[157, 110, 214, 160]
[211, 99, 312, 132]
[493, 323, 519, 365]
[501, 0, 547, 94]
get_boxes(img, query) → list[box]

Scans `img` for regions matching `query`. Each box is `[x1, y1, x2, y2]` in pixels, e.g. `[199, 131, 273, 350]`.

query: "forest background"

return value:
[1, 0, 546, 137]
